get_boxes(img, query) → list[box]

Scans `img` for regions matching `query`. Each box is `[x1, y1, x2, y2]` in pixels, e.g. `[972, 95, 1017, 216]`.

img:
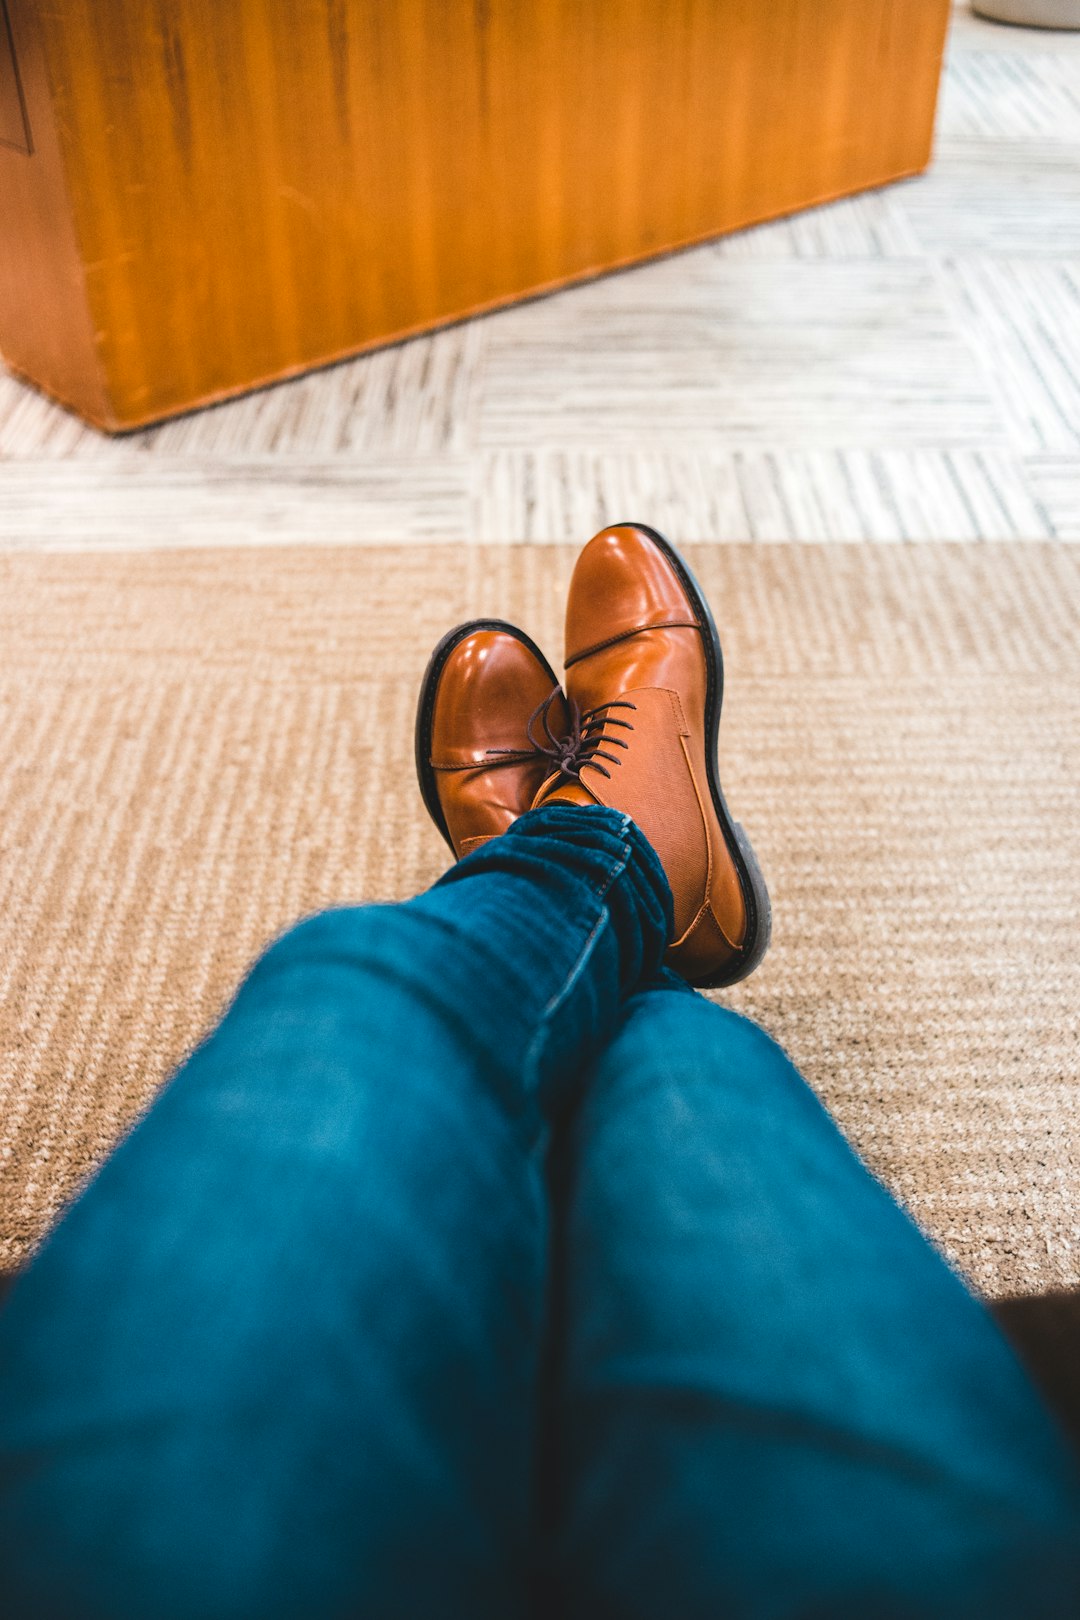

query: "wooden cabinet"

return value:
[0, 0, 952, 431]
[0, 2, 31, 153]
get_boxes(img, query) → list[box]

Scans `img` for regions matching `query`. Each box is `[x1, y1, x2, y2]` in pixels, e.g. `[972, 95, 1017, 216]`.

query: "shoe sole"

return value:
[414, 619, 562, 855]
[613, 522, 773, 988]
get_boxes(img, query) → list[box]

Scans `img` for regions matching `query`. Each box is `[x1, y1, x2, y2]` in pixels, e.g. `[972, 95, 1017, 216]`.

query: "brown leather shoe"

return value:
[535, 524, 771, 987]
[415, 620, 568, 858]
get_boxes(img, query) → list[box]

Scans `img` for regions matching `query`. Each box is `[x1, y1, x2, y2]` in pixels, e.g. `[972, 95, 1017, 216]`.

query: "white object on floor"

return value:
[973, 1, 1080, 26]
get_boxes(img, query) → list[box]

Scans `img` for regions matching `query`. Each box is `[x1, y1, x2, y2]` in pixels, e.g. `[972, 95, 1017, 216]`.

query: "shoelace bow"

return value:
[487, 689, 637, 782]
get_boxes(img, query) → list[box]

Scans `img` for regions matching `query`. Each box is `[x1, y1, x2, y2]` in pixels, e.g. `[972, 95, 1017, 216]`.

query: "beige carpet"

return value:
[1, 542, 1079, 1309]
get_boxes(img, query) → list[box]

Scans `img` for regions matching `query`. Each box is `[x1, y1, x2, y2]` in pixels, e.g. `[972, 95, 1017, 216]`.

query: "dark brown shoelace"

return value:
[487, 689, 637, 782]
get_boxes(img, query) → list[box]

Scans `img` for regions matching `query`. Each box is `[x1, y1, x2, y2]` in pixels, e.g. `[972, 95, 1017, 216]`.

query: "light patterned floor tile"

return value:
[0, 376, 105, 459]
[0, 461, 470, 548]
[940, 51, 1080, 140]
[0, 324, 485, 461]
[1026, 457, 1080, 537]
[473, 452, 750, 542]
[713, 190, 923, 261]
[901, 140, 1080, 256]
[472, 259, 1003, 450]
[940, 259, 1080, 453]
[473, 449, 1051, 541]
[0, 0, 1078, 546]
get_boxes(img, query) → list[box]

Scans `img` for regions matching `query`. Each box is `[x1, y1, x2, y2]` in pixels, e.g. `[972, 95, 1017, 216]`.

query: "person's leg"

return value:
[0, 805, 670, 1620]
[545, 985, 1080, 1620]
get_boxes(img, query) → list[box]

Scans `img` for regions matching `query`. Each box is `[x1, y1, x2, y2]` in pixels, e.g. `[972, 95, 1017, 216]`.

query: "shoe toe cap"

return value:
[566, 524, 697, 665]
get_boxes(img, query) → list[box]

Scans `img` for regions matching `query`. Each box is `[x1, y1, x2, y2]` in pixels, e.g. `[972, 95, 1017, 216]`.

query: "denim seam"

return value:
[522, 908, 607, 1092]
[593, 816, 634, 901]
[523, 833, 631, 1088]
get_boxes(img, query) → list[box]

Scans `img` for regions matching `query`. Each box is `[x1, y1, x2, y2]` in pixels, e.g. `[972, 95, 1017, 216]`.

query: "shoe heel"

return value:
[727, 822, 772, 985]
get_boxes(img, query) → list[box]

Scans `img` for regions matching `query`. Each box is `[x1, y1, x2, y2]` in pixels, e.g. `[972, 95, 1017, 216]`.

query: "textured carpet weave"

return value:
[1, 542, 1078, 1301]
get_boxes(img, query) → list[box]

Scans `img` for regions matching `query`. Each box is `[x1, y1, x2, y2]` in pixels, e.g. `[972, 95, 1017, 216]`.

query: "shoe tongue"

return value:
[530, 774, 599, 812]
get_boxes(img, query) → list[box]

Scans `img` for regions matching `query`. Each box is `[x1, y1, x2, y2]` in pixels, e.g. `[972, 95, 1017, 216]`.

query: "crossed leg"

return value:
[544, 987, 1080, 1618]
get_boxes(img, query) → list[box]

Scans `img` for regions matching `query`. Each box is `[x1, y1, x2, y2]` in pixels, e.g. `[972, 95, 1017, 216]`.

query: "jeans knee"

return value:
[706, 1002, 793, 1072]
[251, 905, 394, 984]
[620, 989, 808, 1108]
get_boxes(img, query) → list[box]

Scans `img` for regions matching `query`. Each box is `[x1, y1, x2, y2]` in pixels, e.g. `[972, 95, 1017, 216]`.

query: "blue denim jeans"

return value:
[1, 804, 1078, 1619]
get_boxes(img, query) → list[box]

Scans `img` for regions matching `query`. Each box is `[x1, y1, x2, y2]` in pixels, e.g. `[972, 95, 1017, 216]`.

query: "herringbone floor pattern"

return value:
[1, 5, 1079, 545]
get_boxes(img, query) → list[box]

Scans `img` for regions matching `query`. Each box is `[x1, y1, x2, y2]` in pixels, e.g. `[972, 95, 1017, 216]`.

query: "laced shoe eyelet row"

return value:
[486, 690, 637, 782]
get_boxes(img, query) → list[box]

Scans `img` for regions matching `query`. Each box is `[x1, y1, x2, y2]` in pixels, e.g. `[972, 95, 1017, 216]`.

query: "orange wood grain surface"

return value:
[0, 0, 108, 419]
[0, 0, 952, 430]
[0, 0, 31, 151]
